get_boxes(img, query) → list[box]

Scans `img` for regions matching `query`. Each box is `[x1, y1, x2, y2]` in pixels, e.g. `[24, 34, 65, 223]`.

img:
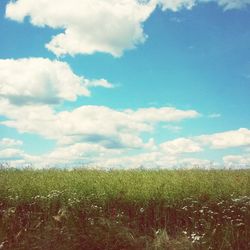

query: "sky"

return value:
[0, 0, 250, 169]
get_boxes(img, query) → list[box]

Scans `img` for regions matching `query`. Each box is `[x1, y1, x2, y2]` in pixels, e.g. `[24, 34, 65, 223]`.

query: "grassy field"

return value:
[0, 169, 249, 249]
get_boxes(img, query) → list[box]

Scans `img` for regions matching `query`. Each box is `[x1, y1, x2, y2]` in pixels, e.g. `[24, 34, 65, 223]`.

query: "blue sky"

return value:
[0, 0, 250, 169]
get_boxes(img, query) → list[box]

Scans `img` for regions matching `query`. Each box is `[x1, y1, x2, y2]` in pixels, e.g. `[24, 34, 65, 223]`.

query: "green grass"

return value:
[0, 169, 249, 249]
[1, 169, 249, 203]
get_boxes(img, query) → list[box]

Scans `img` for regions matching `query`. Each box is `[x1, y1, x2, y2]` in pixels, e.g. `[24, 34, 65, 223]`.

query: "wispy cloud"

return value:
[208, 113, 221, 119]
[159, 0, 250, 11]
[216, 0, 250, 10]
[126, 107, 199, 122]
[163, 125, 182, 133]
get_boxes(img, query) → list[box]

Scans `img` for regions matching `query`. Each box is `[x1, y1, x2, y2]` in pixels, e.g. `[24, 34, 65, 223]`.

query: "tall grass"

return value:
[0, 169, 249, 249]
[1, 169, 249, 203]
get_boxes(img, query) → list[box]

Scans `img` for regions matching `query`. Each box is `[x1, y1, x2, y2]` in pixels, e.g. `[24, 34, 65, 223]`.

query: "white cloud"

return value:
[197, 128, 250, 149]
[85, 79, 114, 89]
[0, 138, 24, 163]
[159, 0, 196, 11]
[126, 107, 199, 122]
[0, 142, 218, 169]
[0, 56, 199, 152]
[35, 142, 123, 167]
[223, 154, 250, 167]
[97, 151, 168, 169]
[159, 0, 250, 11]
[0, 99, 199, 149]
[0, 58, 113, 105]
[54, 105, 152, 148]
[163, 125, 182, 133]
[3, 127, 250, 169]
[2, 127, 250, 169]
[208, 113, 221, 119]
[160, 137, 202, 154]
[176, 157, 211, 168]
[0, 148, 24, 160]
[87, 152, 210, 170]
[6, 0, 249, 57]
[0, 100, 59, 135]
[6, 0, 156, 57]
[0, 138, 23, 147]
[0, 102, 248, 169]
[216, 0, 250, 10]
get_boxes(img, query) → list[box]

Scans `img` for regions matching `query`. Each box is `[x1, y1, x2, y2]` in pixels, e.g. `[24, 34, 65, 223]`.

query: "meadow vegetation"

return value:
[0, 169, 249, 249]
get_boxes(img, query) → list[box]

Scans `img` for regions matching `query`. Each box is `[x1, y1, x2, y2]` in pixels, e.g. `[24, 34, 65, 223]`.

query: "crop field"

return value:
[0, 169, 249, 249]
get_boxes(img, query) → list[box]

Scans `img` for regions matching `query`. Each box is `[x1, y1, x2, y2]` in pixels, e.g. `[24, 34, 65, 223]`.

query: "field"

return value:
[0, 169, 249, 249]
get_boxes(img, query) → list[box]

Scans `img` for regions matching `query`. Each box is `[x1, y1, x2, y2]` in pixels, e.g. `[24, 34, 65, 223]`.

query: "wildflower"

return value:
[191, 233, 202, 243]
[0, 241, 8, 249]
[217, 201, 224, 206]
[140, 207, 144, 213]
[155, 229, 161, 235]
[182, 206, 188, 211]
[87, 218, 94, 225]
[235, 218, 243, 223]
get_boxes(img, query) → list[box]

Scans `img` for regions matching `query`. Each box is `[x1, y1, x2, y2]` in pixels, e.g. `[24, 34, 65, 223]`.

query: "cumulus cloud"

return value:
[24, 142, 123, 167]
[160, 137, 202, 154]
[80, 152, 210, 170]
[158, 128, 250, 155]
[5, 0, 249, 57]
[0, 144, 209, 169]
[0, 57, 199, 153]
[0, 99, 199, 149]
[0, 138, 24, 162]
[197, 128, 250, 149]
[0, 58, 113, 105]
[85, 79, 114, 89]
[0, 137, 218, 169]
[6, 0, 155, 57]
[4, 127, 250, 168]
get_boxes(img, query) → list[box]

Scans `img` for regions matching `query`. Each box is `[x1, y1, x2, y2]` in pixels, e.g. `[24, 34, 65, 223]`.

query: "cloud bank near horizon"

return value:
[1, 127, 250, 169]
